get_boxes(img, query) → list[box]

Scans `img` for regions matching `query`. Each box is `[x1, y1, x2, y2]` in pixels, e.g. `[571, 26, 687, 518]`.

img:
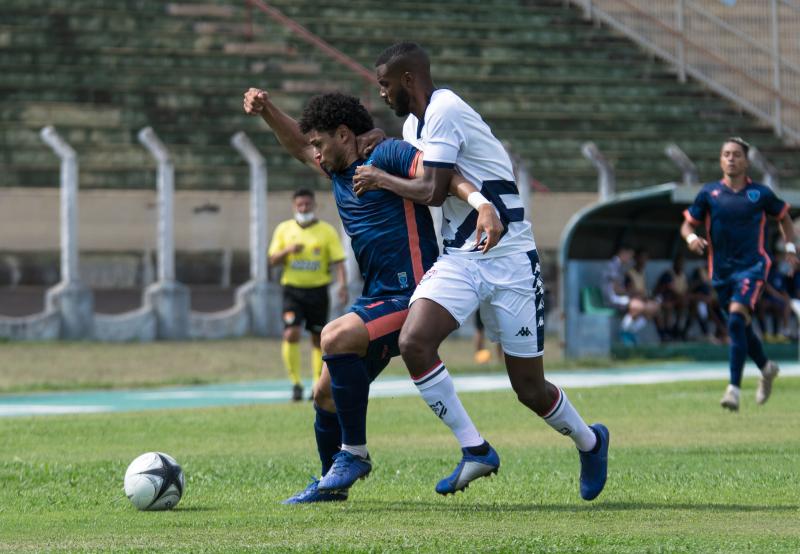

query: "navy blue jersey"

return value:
[327, 138, 439, 297]
[684, 180, 789, 283]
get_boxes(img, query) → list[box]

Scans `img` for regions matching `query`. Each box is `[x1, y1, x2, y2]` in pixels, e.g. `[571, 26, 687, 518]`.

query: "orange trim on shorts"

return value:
[365, 309, 409, 341]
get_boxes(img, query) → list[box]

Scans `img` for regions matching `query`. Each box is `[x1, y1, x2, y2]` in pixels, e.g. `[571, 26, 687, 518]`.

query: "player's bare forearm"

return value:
[243, 88, 317, 170]
[353, 164, 450, 205]
[778, 215, 796, 245]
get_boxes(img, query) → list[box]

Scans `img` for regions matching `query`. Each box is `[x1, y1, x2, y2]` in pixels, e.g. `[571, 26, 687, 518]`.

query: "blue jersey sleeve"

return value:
[762, 186, 790, 219]
[369, 139, 421, 178]
[685, 187, 709, 225]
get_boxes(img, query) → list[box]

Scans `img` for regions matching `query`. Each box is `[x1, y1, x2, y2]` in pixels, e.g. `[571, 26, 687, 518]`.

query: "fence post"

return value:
[138, 127, 190, 339]
[748, 146, 780, 191]
[676, 0, 687, 83]
[665, 143, 698, 186]
[581, 142, 615, 200]
[231, 131, 272, 336]
[770, 0, 783, 137]
[40, 126, 94, 339]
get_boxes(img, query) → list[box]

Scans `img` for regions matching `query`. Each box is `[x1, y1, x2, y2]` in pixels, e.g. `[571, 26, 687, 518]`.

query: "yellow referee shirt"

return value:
[268, 219, 346, 288]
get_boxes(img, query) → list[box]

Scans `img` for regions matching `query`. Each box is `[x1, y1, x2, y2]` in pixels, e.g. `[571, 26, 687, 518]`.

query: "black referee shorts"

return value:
[281, 285, 330, 334]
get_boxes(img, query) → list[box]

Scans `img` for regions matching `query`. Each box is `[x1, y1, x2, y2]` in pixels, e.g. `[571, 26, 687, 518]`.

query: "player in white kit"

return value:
[353, 42, 610, 500]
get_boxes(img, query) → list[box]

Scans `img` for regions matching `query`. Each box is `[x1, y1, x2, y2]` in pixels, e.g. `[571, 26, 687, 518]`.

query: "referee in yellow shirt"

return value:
[269, 188, 347, 401]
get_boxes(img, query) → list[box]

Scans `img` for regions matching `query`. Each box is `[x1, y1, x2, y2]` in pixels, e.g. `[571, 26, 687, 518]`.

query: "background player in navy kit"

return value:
[681, 137, 798, 411]
[243, 88, 502, 502]
[353, 42, 609, 501]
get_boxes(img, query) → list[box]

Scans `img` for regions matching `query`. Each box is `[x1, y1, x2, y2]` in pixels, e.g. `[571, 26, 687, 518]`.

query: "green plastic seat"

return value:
[581, 286, 615, 315]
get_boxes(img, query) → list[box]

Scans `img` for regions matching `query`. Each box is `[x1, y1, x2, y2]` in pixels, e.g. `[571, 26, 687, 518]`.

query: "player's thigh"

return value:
[320, 312, 370, 356]
[350, 295, 413, 381]
[409, 256, 481, 329]
[281, 286, 307, 329]
[478, 251, 544, 358]
[731, 275, 764, 313]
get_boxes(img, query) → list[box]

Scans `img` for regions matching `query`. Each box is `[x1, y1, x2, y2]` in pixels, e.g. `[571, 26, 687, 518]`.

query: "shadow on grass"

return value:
[341, 500, 799, 514]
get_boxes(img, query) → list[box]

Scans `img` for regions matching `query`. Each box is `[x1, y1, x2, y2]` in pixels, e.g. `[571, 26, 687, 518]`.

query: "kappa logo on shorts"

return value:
[515, 326, 533, 337]
[397, 272, 409, 288]
[428, 400, 448, 419]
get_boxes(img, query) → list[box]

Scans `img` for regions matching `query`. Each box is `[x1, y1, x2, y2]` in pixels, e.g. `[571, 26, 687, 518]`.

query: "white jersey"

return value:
[402, 88, 537, 259]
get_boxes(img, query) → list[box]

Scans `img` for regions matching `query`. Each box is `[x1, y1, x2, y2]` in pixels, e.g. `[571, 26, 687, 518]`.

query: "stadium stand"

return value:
[0, 0, 797, 193]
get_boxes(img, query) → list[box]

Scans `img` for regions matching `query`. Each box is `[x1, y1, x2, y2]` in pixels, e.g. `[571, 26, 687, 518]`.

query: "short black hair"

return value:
[375, 41, 429, 70]
[293, 188, 314, 200]
[723, 136, 750, 156]
[298, 93, 374, 136]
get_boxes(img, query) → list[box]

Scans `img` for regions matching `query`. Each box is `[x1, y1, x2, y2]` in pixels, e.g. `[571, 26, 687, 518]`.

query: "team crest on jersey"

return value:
[747, 189, 761, 203]
[397, 272, 409, 288]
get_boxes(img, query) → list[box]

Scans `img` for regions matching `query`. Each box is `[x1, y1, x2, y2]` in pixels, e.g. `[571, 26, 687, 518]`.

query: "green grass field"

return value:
[2, 361, 800, 552]
[0, 337, 665, 393]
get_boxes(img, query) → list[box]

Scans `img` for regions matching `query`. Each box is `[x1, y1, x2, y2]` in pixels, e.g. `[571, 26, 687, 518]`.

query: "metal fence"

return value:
[570, 0, 800, 144]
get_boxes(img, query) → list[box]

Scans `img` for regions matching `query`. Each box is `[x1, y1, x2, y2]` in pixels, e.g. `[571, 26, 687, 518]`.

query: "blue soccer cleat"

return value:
[282, 477, 348, 504]
[435, 443, 500, 495]
[579, 423, 610, 501]
[317, 451, 372, 491]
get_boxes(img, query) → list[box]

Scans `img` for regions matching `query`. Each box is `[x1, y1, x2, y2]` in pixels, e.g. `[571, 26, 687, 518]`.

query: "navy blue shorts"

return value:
[349, 294, 411, 381]
[714, 268, 766, 315]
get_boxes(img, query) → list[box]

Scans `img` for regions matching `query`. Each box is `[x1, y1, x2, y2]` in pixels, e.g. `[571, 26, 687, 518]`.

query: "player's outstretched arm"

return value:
[242, 88, 322, 174]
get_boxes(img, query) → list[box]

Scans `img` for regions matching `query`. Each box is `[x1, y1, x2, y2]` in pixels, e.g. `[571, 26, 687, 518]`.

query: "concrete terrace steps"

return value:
[1, 0, 798, 192]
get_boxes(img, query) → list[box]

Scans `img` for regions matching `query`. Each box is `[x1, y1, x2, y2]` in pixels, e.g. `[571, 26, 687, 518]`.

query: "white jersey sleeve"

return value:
[403, 89, 536, 259]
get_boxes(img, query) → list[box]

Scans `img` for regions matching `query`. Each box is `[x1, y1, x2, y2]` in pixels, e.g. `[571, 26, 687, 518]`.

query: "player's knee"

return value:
[319, 323, 340, 354]
[398, 325, 425, 360]
[320, 320, 360, 355]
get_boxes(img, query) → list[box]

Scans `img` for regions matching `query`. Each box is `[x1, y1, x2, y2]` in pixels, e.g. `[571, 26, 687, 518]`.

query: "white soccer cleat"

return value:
[720, 384, 740, 412]
[756, 361, 779, 405]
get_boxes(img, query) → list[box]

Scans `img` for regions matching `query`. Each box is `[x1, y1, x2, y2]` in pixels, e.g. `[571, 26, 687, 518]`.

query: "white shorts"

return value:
[410, 250, 545, 357]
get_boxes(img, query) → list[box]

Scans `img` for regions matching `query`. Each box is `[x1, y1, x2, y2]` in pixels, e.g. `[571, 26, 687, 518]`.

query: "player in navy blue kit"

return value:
[682, 137, 798, 411]
[243, 88, 502, 502]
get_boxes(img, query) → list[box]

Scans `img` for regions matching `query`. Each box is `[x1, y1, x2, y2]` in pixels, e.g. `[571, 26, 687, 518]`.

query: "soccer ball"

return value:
[124, 452, 185, 511]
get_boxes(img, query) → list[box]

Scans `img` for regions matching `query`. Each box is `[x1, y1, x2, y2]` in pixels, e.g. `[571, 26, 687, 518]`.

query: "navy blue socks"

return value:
[745, 322, 768, 369]
[313, 403, 341, 476]
[728, 312, 747, 387]
[323, 353, 370, 447]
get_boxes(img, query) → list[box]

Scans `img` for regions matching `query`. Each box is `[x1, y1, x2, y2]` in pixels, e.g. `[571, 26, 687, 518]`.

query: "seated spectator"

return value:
[655, 254, 691, 340]
[757, 250, 794, 342]
[602, 244, 661, 345]
[687, 265, 726, 344]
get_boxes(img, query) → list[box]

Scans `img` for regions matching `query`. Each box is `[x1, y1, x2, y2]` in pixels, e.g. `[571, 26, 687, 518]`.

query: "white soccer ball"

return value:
[124, 452, 185, 511]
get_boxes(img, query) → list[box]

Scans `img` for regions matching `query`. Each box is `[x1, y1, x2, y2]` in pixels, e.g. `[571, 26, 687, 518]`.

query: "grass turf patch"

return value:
[1, 377, 799, 552]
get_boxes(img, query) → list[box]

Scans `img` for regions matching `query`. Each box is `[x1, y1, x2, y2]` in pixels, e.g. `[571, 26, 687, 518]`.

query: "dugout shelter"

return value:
[559, 182, 800, 359]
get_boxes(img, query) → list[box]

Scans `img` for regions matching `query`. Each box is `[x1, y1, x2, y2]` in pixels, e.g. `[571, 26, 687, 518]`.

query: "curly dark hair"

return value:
[298, 93, 374, 136]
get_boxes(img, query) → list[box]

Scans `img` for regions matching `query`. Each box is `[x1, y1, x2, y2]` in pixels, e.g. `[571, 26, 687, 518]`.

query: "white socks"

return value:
[541, 388, 597, 452]
[413, 362, 484, 448]
[341, 444, 369, 459]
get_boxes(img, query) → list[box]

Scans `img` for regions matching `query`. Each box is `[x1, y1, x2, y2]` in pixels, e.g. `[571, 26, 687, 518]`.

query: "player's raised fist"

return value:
[243, 88, 269, 115]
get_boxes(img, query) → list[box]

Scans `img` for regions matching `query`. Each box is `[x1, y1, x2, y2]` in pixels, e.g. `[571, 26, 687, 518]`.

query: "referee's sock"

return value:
[281, 340, 302, 386]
